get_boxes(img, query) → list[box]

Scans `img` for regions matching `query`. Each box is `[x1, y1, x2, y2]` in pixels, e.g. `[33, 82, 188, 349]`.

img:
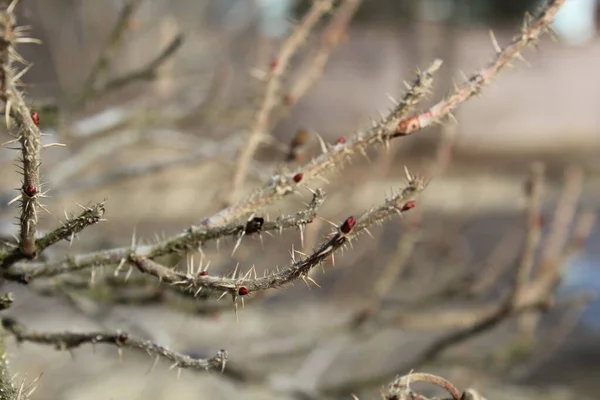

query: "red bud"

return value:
[238, 287, 249, 296]
[401, 201, 416, 212]
[340, 216, 356, 234]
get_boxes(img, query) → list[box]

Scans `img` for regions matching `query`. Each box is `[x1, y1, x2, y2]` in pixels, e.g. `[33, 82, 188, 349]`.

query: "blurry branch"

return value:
[0, 202, 106, 270]
[90, 33, 183, 99]
[0, 316, 17, 399]
[80, 0, 145, 102]
[1, 317, 228, 372]
[382, 372, 462, 400]
[381, 372, 487, 400]
[3, 190, 326, 282]
[284, 0, 362, 107]
[132, 173, 423, 302]
[77, 0, 183, 103]
[205, 59, 440, 227]
[229, 0, 334, 204]
[352, 123, 459, 327]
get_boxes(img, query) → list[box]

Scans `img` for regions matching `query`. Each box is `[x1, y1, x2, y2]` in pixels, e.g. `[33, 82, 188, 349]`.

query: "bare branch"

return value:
[3, 190, 325, 281]
[0, 202, 106, 269]
[80, 0, 146, 101]
[1, 317, 227, 372]
[134, 174, 424, 298]
[394, 0, 566, 136]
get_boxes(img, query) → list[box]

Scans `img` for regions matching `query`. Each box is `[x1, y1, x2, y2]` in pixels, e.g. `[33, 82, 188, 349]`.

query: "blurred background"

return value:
[1, 0, 600, 399]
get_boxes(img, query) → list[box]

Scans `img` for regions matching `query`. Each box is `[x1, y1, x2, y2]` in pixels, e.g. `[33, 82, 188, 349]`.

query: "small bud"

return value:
[117, 332, 129, 343]
[401, 201, 415, 212]
[244, 217, 264, 234]
[340, 216, 356, 234]
[198, 271, 208, 277]
[396, 115, 420, 135]
[293, 173, 303, 183]
[335, 136, 346, 145]
[31, 111, 40, 126]
[291, 128, 310, 147]
[23, 184, 37, 197]
[270, 58, 279, 70]
[238, 287, 249, 296]
[283, 94, 294, 106]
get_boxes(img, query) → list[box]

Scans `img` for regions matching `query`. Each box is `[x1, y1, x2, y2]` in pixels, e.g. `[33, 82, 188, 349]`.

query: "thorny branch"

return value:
[0, 4, 45, 259]
[132, 173, 424, 299]
[207, 59, 440, 227]
[0, 202, 106, 269]
[3, 190, 325, 281]
[1, 317, 228, 372]
[204, 0, 565, 228]
[393, 0, 565, 136]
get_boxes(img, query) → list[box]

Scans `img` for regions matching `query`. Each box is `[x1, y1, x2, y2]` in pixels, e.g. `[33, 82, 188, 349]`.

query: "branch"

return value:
[393, 0, 565, 136]
[0, 5, 44, 259]
[284, 0, 362, 107]
[3, 190, 325, 282]
[383, 372, 462, 400]
[1, 317, 228, 372]
[133, 173, 424, 299]
[79, 0, 145, 102]
[0, 202, 106, 270]
[229, 0, 334, 203]
[92, 33, 184, 99]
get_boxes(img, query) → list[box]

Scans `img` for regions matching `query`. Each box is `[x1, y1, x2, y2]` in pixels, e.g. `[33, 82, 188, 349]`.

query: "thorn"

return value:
[114, 258, 126, 277]
[125, 267, 133, 281]
[404, 165, 413, 181]
[7, 193, 21, 206]
[145, 355, 160, 375]
[12, 63, 33, 83]
[90, 268, 96, 287]
[218, 291, 228, 301]
[315, 132, 329, 154]
[299, 224, 305, 248]
[42, 143, 67, 149]
[231, 234, 243, 256]
[305, 274, 321, 288]
[5, 100, 12, 130]
[117, 347, 123, 362]
[489, 29, 502, 53]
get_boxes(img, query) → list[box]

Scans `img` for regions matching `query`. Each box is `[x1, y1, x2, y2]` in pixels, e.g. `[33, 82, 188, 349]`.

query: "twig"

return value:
[284, 0, 362, 107]
[0, 5, 45, 259]
[383, 372, 462, 400]
[80, 0, 145, 102]
[3, 190, 325, 282]
[0, 202, 106, 269]
[512, 162, 545, 295]
[229, 0, 334, 204]
[393, 0, 566, 137]
[1, 317, 227, 372]
[91, 33, 184, 99]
